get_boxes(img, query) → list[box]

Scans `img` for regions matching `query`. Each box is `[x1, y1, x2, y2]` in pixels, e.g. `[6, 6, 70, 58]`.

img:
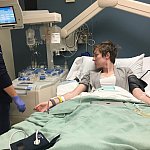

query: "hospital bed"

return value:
[0, 54, 150, 150]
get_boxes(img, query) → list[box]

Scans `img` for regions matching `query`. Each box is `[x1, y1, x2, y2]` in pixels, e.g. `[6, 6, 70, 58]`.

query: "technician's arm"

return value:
[0, 73, 26, 113]
[0, 45, 26, 112]
[3, 85, 17, 97]
[34, 84, 87, 112]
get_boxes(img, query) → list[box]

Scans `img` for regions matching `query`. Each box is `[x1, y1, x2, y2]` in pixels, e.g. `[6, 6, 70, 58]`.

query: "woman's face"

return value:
[93, 48, 107, 69]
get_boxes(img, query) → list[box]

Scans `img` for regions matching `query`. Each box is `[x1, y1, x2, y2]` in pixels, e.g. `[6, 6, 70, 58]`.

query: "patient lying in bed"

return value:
[35, 40, 150, 112]
[1, 40, 150, 150]
[1, 85, 150, 150]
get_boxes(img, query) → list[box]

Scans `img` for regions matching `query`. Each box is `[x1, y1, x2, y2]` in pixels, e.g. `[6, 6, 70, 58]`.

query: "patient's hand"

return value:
[34, 101, 50, 112]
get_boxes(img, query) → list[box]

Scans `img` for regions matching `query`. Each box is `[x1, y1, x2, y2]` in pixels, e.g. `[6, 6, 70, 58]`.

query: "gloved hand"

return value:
[12, 96, 26, 112]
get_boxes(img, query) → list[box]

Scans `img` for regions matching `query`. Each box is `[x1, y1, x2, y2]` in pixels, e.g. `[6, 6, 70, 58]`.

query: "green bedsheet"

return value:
[0, 96, 150, 150]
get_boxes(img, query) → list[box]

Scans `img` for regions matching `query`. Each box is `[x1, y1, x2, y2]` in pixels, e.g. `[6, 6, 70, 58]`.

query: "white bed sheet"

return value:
[141, 56, 150, 93]
[74, 86, 142, 103]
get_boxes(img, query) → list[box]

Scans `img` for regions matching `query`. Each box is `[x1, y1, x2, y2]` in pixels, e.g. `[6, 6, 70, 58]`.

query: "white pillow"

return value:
[67, 54, 144, 80]
[142, 71, 150, 92]
[141, 56, 150, 92]
[66, 57, 83, 80]
[78, 56, 95, 79]
[115, 54, 145, 78]
[142, 56, 150, 71]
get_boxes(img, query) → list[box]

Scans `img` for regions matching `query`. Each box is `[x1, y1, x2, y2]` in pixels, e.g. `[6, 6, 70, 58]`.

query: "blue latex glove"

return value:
[12, 96, 26, 112]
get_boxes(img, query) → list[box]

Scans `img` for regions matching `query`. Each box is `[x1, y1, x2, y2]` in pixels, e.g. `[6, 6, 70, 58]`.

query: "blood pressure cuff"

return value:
[128, 75, 147, 93]
[10, 132, 60, 150]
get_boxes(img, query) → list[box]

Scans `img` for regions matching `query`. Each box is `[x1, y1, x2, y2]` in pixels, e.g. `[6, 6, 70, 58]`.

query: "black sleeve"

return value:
[0, 45, 8, 76]
[128, 75, 147, 93]
[0, 45, 12, 89]
[0, 72, 12, 89]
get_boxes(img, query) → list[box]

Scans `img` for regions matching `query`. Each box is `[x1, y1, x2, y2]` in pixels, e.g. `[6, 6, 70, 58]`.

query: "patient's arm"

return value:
[63, 83, 87, 100]
[34, 84, 87, 112]
[132, 88, 150, 104]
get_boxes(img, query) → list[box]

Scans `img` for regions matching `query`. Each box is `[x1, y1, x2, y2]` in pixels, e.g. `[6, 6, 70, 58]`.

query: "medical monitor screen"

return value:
[0, 6, 16, 25]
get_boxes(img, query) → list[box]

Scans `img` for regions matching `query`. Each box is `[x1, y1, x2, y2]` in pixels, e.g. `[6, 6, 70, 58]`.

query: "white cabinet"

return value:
[10, 70, 68, 125]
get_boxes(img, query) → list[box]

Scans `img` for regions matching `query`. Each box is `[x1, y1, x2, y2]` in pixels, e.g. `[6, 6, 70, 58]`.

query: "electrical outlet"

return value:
[66, 0, 75, 3]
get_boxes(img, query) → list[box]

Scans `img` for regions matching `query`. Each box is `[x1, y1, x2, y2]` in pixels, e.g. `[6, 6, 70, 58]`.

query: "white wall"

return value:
[0, 29, 15, 80]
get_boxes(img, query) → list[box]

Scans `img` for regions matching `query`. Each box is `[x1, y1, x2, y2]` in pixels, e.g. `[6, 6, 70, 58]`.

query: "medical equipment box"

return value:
[10, 70, 68, 125]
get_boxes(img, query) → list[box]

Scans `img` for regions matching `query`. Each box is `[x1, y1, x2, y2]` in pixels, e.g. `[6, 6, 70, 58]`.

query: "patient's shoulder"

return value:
[116, 67, 133, 75]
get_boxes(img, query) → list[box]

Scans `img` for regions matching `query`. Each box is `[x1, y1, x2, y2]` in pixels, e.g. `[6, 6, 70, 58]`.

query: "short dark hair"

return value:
[93, 40, 118, 64]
